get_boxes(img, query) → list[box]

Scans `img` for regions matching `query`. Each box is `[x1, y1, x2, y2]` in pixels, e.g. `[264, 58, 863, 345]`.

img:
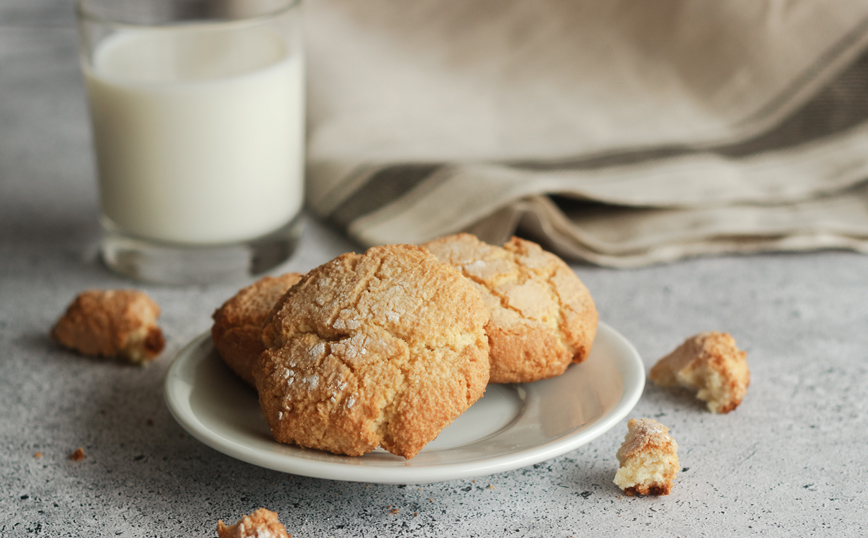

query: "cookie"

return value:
[614, 418, 679, 496]
[255, 244, 490, 459]
[212, 273, 303, 387]
[650, 332, 749, 414]
[423, 234, 598, 384]
[217, 508, 290, 538]
[51, 289, 165, 364]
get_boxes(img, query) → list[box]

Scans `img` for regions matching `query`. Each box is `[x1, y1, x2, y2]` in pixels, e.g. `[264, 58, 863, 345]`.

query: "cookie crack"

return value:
[455, 264, 527, 320]
[543, 265, 577, 357]
[323, 340, 358, 377]
[372, 349, 410, 451]
[325, 255, 386, 333]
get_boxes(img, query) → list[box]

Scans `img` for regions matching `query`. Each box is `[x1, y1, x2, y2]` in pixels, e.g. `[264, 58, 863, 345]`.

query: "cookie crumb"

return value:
[614, 418, 679, 496]
[51, 290, 165, 364]
[391, 508, 399, 515]
[34, 452, 42, 459]
[70, 447, 85, 461]
[216, 508, 290, 538]
[650, 332, 749, 413]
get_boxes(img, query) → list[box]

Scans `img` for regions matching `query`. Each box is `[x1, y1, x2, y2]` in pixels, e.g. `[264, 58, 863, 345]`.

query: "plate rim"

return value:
[164, 321, 645, 484]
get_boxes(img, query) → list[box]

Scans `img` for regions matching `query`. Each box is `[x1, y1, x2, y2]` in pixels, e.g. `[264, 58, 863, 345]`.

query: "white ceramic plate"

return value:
[164, 322, 644, 484]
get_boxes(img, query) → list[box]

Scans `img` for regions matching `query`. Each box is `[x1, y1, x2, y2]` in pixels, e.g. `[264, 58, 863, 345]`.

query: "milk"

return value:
[85, 25, 304, 245]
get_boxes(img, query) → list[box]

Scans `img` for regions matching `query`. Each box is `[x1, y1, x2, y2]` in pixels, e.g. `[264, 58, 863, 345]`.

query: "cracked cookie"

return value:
[423, 234, 597, 384]
[51, 289, 165, 364]
[255, 244, 490, 459]
[212, 272, 303, 387]
[650, 332, 750, 413]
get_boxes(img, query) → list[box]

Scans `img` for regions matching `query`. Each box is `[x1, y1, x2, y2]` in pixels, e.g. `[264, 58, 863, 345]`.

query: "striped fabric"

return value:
[304, 0, 868, 266]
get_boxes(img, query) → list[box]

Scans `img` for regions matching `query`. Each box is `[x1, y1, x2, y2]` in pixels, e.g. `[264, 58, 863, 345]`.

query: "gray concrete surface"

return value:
[1, 2, 866, 536]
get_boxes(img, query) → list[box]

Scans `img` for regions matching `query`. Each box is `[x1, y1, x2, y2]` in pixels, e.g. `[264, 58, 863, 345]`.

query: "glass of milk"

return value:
[77, 0, 304, 284]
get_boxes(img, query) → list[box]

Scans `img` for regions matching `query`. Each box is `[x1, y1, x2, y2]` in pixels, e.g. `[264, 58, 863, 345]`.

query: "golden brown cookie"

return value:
[650, 332, 750, 414]
[614, 418, 679, 496]
[217, 508, 290, 538]
[255, 244, 490, 459]
[423, 234, 598, 384]
[51, 289, 165, 364]
[212, 273, 303, 387]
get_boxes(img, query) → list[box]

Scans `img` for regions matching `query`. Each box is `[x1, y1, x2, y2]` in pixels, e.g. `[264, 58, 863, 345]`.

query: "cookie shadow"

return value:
[643, 380, 708, 414]
[16, 330, 161, 370]
[568, 466, 620, 499]
[16, 331, 64, 356]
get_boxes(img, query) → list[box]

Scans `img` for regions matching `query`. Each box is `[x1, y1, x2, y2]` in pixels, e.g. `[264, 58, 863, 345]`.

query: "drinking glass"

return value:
[77, 0, 304, 283]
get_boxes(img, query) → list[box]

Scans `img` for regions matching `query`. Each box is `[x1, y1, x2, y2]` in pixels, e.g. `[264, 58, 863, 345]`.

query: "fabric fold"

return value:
[305, 0, 868, 266]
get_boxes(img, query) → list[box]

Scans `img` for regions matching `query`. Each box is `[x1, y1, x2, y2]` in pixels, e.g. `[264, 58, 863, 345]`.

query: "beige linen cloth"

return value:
[304, 0, 868, 267]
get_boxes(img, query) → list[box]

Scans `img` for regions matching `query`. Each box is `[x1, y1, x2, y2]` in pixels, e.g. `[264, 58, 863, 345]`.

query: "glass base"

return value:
[101, 214, 304, 284]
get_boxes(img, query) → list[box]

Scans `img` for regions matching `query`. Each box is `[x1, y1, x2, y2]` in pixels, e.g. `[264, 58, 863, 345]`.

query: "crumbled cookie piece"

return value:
[70, 447, 85, 461]
[614, 418, 679, 496]
[217, 508, 290, 538]
[256, 244, 490, 459]
[650, 332, 749, 413]
[423, 234, 598, 383]
[51, 290, 165, 364]
[212, 273, 304, 386]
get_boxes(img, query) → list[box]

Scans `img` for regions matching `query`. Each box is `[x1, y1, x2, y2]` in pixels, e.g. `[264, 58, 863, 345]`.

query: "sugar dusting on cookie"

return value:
[310, 341, 326, 359]
[327, 380, 348, 404]
[333, 313, 361, 330]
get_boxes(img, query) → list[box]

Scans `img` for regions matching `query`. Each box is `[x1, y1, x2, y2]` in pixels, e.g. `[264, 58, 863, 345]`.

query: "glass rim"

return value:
[76, 0, 302, 28]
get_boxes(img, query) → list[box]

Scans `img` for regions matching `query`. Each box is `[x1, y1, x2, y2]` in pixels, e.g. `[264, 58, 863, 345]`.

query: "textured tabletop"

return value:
[2, 2, 867, 537]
